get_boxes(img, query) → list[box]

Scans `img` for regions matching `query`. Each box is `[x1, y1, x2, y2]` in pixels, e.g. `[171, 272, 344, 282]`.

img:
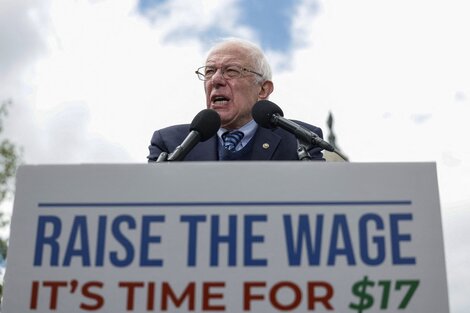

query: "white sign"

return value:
[2, 162, 448, 312]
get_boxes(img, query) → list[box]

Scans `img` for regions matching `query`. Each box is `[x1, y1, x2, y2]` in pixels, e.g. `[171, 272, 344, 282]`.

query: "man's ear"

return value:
[258, 80, 274, 99]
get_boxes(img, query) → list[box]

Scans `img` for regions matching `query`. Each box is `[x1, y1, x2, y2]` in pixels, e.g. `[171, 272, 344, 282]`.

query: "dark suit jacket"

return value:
[147, 121, 324, 161]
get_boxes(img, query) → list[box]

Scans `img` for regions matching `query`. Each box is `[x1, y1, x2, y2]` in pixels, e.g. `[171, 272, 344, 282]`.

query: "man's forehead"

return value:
[206, 44, 252, 65]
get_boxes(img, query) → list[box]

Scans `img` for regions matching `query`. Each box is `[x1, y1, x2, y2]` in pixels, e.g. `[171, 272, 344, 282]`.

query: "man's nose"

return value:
[210, 68, 227, 86]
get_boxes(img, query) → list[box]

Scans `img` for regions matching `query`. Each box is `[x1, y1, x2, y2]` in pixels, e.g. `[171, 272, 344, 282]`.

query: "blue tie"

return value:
[222, 131, 244, 151]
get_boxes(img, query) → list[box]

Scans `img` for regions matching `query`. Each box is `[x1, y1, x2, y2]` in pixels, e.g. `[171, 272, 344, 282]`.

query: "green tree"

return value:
[0, 99, 22, 301]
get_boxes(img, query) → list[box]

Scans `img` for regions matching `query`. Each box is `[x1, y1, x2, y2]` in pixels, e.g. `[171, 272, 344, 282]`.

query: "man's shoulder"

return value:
[158, 123, 190, 133]
[150, 124, 190, 146]
[156, 123, 190, 137]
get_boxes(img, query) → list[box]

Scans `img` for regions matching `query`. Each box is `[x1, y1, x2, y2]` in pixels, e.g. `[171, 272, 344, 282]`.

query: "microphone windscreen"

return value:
[190, 109, 221, 141]
[252, 100, 284, 128]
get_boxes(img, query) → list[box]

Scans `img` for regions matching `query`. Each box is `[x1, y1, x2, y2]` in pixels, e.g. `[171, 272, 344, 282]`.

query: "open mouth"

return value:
[211, 95, 230, 105]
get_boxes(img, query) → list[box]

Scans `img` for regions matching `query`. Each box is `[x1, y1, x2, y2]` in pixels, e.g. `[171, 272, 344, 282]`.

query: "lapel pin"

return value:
[262, 143, 270, 149]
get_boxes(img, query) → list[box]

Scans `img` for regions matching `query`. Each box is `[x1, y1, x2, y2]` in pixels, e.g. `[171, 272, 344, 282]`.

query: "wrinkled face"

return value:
[204, 43, 272, 130]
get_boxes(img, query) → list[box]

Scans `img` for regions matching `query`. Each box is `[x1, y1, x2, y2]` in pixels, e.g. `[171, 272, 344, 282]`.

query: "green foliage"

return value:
[0, 100, 21, 204]
[0, 99, 22, 303]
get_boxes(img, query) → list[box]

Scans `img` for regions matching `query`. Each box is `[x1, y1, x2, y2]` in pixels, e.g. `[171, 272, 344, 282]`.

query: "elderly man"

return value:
[147, 38, 324, 161]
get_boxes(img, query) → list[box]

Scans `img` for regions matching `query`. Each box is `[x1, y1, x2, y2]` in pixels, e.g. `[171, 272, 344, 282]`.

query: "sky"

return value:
[0, 0, 469, 311]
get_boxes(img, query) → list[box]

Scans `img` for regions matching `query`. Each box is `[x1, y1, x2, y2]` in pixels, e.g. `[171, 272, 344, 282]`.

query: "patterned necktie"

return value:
[222, 131, 244, 151]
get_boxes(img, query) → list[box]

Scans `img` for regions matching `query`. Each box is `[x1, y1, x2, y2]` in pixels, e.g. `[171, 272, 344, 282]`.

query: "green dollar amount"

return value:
[349, 276, 420, 313]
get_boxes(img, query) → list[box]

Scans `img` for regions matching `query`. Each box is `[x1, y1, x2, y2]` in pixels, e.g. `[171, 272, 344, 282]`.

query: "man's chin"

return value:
[215, 111, 232, 122]
[211, 106, 230, 113]
[220, 118, 237, 130]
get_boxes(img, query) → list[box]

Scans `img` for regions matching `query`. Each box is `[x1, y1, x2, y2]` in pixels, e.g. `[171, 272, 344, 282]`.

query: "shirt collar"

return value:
[217, 119, 258, 149]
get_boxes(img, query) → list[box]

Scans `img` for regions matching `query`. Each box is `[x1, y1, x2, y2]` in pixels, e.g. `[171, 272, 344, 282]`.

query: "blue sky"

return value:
[0, 0, 469, 312]
[137, 0, 317, 53]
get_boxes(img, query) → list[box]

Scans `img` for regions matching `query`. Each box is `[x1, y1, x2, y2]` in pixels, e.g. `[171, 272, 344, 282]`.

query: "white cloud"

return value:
[0, 0, 50, 78]
[141, 0, 254, 44]
[3, 0, 211, 164]
[275, 0, 470, 203]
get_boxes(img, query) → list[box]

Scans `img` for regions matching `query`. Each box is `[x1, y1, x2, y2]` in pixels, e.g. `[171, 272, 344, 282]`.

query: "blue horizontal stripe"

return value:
[38, 200, 412, 208]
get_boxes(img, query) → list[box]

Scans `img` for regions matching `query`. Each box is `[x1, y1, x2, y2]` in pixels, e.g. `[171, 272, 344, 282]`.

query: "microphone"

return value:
[252, 100, 335, 152]
[167, 109, 221, 161]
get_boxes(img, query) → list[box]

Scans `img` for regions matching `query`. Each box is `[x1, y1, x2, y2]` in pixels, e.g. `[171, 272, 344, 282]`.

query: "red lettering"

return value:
[243, 281, 266, 310]
[270, 281, 302, 311]
[202, 282, 225, 311]
[30, 281, 40, 309]
[80, 281, 104, 311]
[161, 281, 195, 310]
[307, 281, 334, 310]
[147, 282, 155, 310]
[43, 281, 68, 310]
[119, 281, 145, 310]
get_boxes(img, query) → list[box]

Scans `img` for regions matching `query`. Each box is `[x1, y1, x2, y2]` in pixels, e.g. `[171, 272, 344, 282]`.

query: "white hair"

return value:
[206, 38, 272, 83]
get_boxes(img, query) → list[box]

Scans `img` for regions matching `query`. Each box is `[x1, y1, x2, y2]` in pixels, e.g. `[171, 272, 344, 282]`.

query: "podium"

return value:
[2, 162, 449, 312]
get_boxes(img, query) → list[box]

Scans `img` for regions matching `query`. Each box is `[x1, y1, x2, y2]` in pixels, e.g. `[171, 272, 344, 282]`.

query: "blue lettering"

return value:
[359, 213, 385, 265]
[390, 214, 416, 265]
[140, 215, 165, 266]
[181, 215, 207, 266]
[328, 214, 356, 265]
[63, 216, 90, 266]
[244, 215, 267, 266]
[210, 215, 237, 266]
[110, 215, 136, 267]
[95, 216, 107, 266]
[34, 216, 62, 266]
[283, 214, 324, 266]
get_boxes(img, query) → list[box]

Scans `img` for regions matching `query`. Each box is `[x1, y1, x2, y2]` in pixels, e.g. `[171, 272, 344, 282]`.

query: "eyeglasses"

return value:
[195, 65, 263, 81]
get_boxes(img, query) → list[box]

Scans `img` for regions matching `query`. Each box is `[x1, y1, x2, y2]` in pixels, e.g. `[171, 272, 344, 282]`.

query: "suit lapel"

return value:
[250, 127, 282, 160]
[187, 136, 218, 161]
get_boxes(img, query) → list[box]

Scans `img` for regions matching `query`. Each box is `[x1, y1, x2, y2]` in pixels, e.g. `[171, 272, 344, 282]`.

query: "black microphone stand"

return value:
[296, 139, 349, 161]
[296, 138, 314, 161]
[156, 152, 169, 162]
